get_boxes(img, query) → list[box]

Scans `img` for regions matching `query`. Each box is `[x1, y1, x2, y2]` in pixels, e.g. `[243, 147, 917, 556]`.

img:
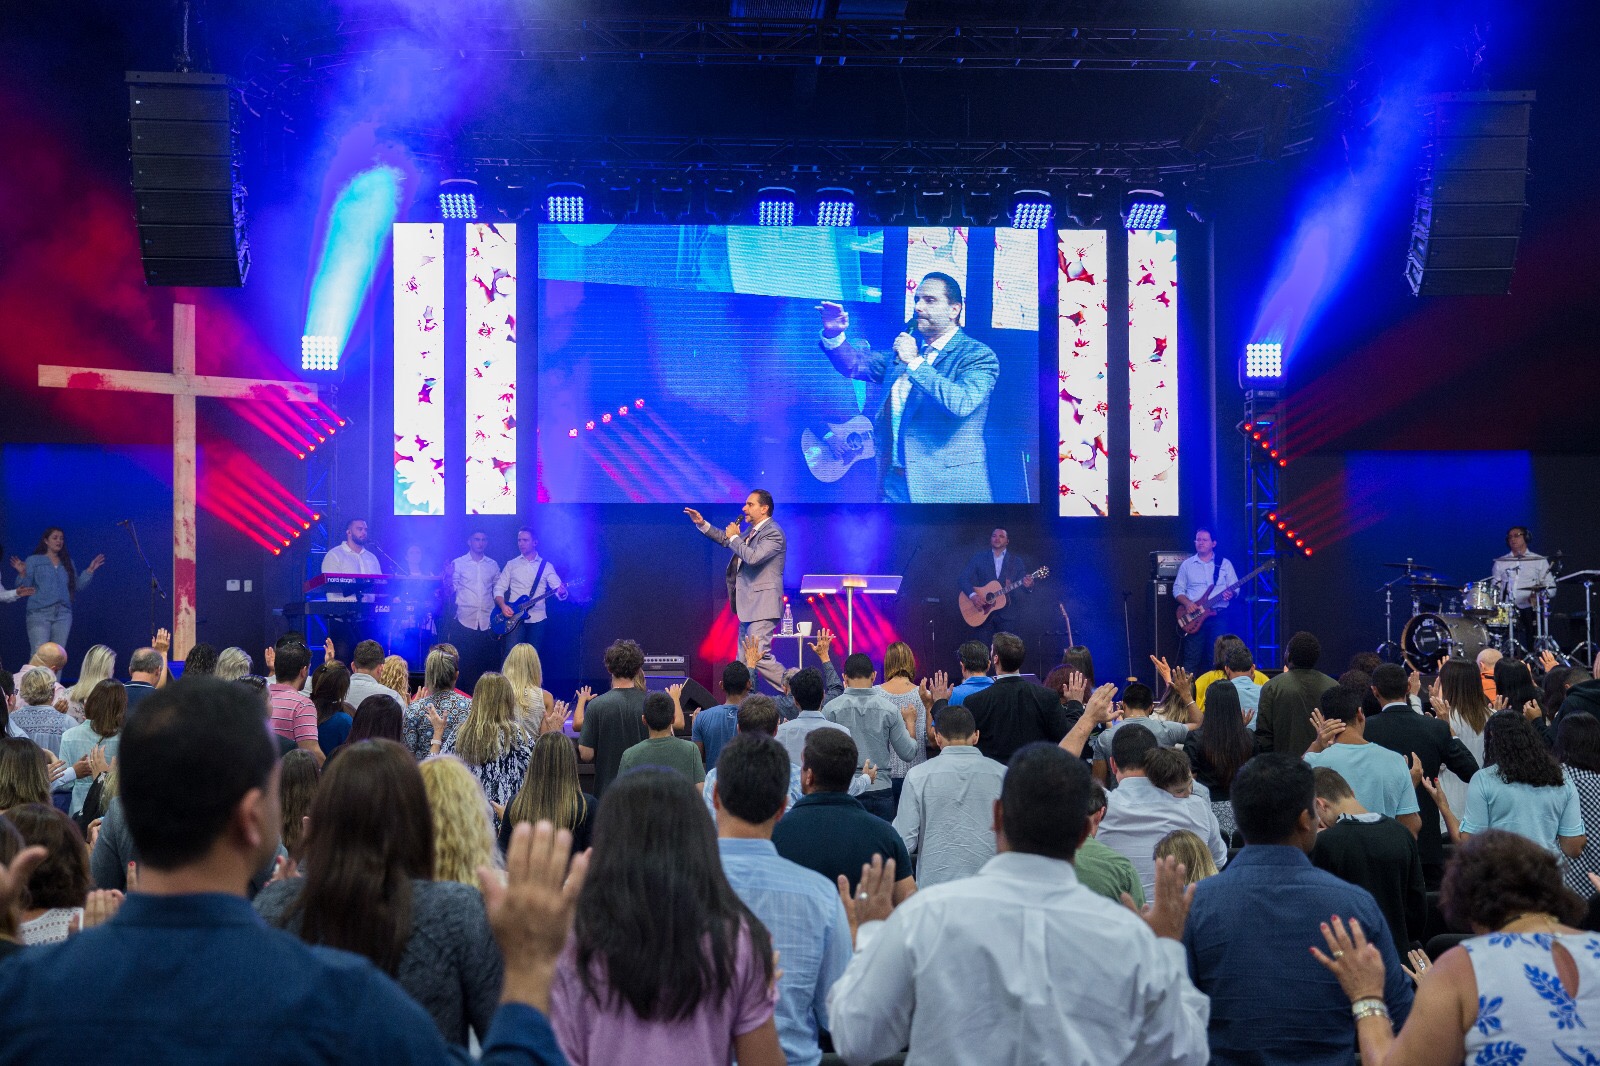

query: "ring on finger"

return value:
[1332, 950, 1345, 959]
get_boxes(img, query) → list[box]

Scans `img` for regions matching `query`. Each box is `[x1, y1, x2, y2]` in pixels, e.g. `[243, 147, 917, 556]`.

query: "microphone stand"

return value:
[121, 521, 168, 649]
[1122, 591, 1136, 683]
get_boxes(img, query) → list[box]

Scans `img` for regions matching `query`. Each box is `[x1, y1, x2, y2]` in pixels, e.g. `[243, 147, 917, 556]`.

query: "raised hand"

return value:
[480, 821, 589, 1014]
[87, 553, 106, 573]
[742, 635, 763, 669]
[918, 670, 952, 709]
[836, 854, 897, 947]
[574, 685, 593, 706]
[816, 301, 849, 337]
[1310, 915, 1387, 1004]
[543, 700, 570, 735]
[152, 627, 171, 655]
[1407, 753, 1425, 787]
[1149, 655, 1173, 686]
[425, 705, 447, 742]
[1122, 854, 1193, 941]
[1541, 649, 1560, 673]
[1062, 670, 1090, 705]
[1429, 677, 1451, 718]
[1418, 775, 1452, 816]
[1085, 682, 1120, 724]
[809, 627, 835, 661]
[683, 507, 705, 526]
[8, 556, 23, 576]
[1406, 664, 1422, 698]
[76, 889, 124, 932]
[1402, 948, 1432, 983]
[324, 637, 336, 661]
[1492, 695, 1510, 712]
[1172, 666, 1195, 700]
[1307, 709, 1345, 753]
[1523, 699, 1544, 723]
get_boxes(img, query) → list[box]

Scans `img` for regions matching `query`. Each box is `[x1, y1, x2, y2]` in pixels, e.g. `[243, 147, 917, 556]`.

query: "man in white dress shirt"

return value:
[320, 518, 384, 661]
[494, 528, 566, 654]
[1097, 722, 1228, 901]
[827, 742, 1210, 1066]
[892, 704, 1007, 887]
[1492, 525, 1554, 651]
[444, 531, 500, 681]
[1173, 528, 1238, 676]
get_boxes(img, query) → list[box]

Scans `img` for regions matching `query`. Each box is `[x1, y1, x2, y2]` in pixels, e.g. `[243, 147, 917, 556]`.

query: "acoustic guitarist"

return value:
[959, 529, 1036, 643]
[493, 528, 567, 654]
[1174, 528, 1238, 675]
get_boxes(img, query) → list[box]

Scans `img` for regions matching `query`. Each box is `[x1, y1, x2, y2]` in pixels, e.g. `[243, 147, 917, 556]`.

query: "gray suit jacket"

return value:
[821, 328, 999, 502]
[699, 518, 786, 623]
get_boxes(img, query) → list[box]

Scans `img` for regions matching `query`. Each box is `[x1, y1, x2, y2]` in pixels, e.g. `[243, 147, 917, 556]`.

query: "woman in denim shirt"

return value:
[12, 528, 104, 654]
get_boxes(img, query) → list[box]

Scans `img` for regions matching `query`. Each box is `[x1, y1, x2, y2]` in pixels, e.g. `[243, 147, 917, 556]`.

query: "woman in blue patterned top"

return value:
[1314, 829, 1599, 1066]
[12, 528, 104, 655]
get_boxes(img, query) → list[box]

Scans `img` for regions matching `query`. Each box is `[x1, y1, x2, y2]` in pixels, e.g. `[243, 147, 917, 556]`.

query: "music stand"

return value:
[799, 574, 903, 654]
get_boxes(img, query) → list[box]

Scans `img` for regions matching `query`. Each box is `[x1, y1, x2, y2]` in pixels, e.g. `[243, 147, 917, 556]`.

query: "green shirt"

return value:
[1072, 837, 1144, 908]
[617, 736, 706, 785]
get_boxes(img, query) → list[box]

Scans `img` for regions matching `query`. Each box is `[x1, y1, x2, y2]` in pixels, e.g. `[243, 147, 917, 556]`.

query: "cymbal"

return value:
[1406, 581, 1459, 593]
[1382, 561, 1439, 571]
[1558, 570, 1600, 582]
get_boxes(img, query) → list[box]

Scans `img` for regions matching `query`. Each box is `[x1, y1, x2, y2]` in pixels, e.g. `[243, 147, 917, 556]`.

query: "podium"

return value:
[799, 574, 903, 654]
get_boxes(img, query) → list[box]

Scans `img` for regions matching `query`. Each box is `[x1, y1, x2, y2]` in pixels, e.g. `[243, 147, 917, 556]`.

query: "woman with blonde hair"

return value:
[404, 650, 471, 760]
[213, 647, 253, 682]
[500, 643, 557, 727]
[378, 654, 412, 702]
[1153, 828, 1219, 884]
[443, 672, 535, 814]
[418, 754, 498, 889]
[66, 645, 116, 721]
[500, 731, 595, 856]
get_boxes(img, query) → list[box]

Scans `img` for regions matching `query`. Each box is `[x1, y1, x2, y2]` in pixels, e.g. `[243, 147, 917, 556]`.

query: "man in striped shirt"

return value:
[268, 641, 323, 767]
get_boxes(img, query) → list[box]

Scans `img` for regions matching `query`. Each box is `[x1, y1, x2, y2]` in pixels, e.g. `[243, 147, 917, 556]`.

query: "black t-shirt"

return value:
[579, 687, 648, 796]
[772, 791, 913, 892]
[1311, 814, 1427, 958]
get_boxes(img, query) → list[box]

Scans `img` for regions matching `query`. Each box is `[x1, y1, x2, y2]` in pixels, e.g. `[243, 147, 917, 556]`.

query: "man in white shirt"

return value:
[1492, 525, 1554, 649]
[343, 640, 394, 710]
[1097, 722, 1228, 901]
[1173, 528, 1238, 675]
[494, 528, 566, 654]
[443, 531, 500, 681]
[893, 704, 1007, 887]
[320, 518, 383, 660]
[827, 742, 1210, 1066]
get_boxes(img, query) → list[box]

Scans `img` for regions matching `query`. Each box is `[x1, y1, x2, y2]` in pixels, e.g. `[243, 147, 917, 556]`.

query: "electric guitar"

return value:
[960, 567, 1051, 627]
[801, 415, 876, 483]
[492, 579, 585, 638]
[1175, 561, 1274, 635]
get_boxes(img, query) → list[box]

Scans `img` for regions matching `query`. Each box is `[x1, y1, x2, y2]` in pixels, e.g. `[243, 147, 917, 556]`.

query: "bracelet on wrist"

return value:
[1351, 997, 1389, 1022]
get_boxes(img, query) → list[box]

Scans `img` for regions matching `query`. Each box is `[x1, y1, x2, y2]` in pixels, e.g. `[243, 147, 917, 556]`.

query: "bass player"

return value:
[959, 528, 1036, 643]
[493, 528, 567, 653]
[1174, 528, 1237, 675]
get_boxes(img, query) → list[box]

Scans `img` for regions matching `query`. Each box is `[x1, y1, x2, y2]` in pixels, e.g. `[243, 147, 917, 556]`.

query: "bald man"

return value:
[1476, 648, 1501, 701]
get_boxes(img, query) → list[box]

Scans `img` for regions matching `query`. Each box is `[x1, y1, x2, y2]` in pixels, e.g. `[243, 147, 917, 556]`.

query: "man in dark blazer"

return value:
[961, 632, 1077, 764]
[1362, 663, 1480, 888]
[957, 528, 1036, 644]
[685, 489, 787, 691]
[816, 273, 1000, 503]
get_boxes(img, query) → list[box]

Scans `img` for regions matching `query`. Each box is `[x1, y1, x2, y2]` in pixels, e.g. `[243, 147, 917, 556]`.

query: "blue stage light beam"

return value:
[303, 164, 405, 364]
[1249, 48, 1445, 358]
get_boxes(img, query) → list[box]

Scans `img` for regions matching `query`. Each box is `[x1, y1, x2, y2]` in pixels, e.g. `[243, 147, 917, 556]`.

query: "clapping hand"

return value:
[836, 854, 897, 947]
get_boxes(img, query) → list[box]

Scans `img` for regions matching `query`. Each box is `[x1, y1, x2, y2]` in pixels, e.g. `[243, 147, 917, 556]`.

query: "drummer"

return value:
[1492, 526, 1553, 649]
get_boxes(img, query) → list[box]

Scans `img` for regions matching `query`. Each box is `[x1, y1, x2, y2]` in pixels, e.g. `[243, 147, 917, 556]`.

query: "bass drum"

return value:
[1401, 612, 1490, 671]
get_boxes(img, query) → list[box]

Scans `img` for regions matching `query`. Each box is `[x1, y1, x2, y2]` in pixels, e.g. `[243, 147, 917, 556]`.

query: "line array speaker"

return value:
[1406, 89, 1534, 297]
[127, 71, 249, 287]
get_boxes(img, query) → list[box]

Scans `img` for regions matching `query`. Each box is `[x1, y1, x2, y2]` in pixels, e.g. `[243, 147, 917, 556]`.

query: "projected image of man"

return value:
[817, 273, 999, 503]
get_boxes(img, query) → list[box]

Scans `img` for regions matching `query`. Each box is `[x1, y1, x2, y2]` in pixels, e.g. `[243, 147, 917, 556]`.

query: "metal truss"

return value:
[280, 17, 1342, 79]
[1243, 393, 1282, 670]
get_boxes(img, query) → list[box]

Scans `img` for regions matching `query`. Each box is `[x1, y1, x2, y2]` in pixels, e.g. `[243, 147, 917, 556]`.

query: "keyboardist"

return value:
[321, 518, 383, 658]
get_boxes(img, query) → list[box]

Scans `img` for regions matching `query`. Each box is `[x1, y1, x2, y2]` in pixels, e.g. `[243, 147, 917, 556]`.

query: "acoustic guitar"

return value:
[960, 566, 1051, 627]
[801, 415, 876, 483]
[1175, 561, 1274, 635]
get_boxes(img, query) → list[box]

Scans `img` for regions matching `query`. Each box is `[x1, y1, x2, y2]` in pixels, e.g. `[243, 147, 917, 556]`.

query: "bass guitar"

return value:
[492, 579, 585, 638]
[1175, 561, 1274, 635]
[801, 415, 876, 483]
[960, 567, 1051, 628]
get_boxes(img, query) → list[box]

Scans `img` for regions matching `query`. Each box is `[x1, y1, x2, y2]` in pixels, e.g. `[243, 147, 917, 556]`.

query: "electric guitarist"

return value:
[959, 528, 1037, 642]
[493, 527, 567, 653]
[1174, 528, 1237, 675]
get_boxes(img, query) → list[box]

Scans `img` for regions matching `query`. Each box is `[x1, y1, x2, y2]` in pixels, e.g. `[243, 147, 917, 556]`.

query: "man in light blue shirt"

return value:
[946, 641, 995, 707]
[692, 660, 750, 772]
[894, 705, 1007, 886]
[825, 654, 919, 822]
[1302, 687, 1421, 833]
[1097, 723, 1228, 900]
[1172, 529, 1238, 676]
[715, 733, 852, 1066]
[708, 692, 873, 819]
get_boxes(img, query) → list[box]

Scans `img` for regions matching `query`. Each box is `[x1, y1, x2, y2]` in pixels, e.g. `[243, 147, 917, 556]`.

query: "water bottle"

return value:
[781, 602, 794, 636]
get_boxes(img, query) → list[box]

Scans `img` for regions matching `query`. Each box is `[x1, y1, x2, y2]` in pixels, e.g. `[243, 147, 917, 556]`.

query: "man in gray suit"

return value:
[685, 489, 787, 691]
[817, 272, 1000, 503]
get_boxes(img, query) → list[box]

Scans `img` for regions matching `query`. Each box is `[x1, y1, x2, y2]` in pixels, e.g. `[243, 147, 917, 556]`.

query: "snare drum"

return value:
[1401, 612, 1490, 671]
[1461, 580, 1499, 617]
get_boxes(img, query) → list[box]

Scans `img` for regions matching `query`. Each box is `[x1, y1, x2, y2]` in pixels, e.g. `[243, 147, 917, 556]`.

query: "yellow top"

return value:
[1194, 669, 1270, 711]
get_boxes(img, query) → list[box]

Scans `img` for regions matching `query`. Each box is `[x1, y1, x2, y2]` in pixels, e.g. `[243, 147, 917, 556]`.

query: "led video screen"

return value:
[537, 224, 1041, 504]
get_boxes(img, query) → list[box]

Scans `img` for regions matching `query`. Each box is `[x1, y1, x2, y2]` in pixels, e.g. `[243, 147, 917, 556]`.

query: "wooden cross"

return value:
[38, 303, 320, 657]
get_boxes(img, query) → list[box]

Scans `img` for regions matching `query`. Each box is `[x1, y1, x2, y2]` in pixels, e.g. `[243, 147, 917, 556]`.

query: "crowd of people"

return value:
[4, 620, 1600, 1065]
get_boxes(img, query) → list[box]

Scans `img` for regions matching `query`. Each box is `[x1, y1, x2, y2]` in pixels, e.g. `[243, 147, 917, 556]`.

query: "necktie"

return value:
[891, 342, 938, 466]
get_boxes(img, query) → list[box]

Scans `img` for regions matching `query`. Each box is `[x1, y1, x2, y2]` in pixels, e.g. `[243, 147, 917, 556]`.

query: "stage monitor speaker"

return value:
[127, 71, 249, 287]
[1406, 90, 1533, 296]
[643, 674, 718, 715]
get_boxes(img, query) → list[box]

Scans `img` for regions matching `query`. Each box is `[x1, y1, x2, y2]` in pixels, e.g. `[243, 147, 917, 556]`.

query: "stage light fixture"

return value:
[1063, 184, 1105, 228]
[545, 180, 586, 224]
[300, 334, 339, 372]
[915, 181, 954, 225]
[865, 176, 908, 225]
[757, 186, 796, 226]
[1123, 189, 1168, 230]
[438, 179, 479, 221]
[599, 175, 640, 223]
[1243, 342, 1284, 381]
[960, 179, 1002, 226]
[653, 176, 691, 222]
[815, 187, 856, 227]
[704, 177, 745, 225]
[1010, 190, 1054, 230]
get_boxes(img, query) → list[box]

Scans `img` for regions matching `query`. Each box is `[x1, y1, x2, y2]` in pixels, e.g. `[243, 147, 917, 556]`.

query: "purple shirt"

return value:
[552, 924, 775, 1065]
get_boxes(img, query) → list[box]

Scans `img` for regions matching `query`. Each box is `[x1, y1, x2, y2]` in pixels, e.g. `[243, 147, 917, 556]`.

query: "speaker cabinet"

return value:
[127, 71, 249, 287]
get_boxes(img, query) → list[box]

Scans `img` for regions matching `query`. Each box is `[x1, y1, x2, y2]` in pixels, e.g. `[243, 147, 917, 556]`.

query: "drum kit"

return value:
[1375, 558, 1600, 672]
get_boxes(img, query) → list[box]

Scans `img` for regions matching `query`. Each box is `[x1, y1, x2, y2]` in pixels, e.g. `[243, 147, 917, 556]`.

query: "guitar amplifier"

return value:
[643, 655, 686, 674]
[1150, 551, 1188, 584]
